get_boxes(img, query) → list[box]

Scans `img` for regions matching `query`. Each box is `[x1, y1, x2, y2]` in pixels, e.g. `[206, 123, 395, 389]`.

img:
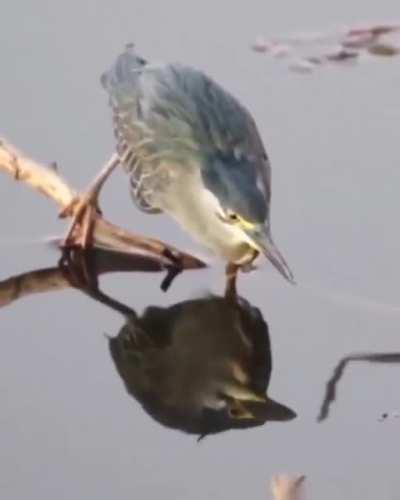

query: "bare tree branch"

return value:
[0, 248, 180, 309]
[0, 139, 75, 207]
[318, 352, 400, 422]
[0, 138, 206, 272]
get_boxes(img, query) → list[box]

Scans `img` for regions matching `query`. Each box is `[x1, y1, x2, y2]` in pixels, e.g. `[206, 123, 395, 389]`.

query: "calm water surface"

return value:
[1, 1, 399, 499]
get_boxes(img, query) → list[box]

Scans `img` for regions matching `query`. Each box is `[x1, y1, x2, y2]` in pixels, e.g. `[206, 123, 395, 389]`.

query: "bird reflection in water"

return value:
[0, 249, 296, 438]
[109, 294, 296, 439]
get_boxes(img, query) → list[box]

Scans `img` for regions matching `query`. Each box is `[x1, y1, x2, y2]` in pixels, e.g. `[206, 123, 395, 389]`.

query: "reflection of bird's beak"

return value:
[229, 399, 258, 420]
[229, 393, 296, 422]
[227, 388, 267, 420]
[245, 225, 295, 284]
[225, 385, 266, 420]
[261, 397, 297, 422]
[226, 384, 267, 404]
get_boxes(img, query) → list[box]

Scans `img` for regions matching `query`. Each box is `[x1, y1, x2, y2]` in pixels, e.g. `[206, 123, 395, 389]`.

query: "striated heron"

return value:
[63, 44, 294, 295]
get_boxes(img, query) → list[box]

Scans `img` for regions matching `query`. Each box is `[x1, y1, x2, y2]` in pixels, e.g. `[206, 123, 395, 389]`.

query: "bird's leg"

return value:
[159, 247, 184, 292]
[225, 262, 239, 300]
[240, 249, 260, 273]
[60, 154, 120, 249]
[59, 248, 99, 291]
[225, 250, 259, 299]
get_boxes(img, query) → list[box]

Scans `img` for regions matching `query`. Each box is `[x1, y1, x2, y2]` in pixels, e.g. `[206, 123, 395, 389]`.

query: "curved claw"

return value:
[60, 197, 101, 249]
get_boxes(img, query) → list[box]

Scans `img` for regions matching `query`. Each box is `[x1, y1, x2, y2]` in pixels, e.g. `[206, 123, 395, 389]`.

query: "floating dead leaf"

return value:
[252, 21, 400, 73]
[326, 49, 359, 62]
[368, 43, 400, 56]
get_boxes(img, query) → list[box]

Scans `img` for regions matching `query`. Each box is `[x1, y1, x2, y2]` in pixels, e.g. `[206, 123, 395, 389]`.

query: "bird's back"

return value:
[103, 51, 265, 153]
[101, 46, 272, 215]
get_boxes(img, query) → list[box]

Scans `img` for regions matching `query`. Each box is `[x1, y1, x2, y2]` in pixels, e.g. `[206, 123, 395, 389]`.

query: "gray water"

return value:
[1, 1, 400, 499]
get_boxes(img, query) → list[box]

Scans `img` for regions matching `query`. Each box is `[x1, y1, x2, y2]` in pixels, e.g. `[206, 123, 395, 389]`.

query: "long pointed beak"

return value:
[245, 226, 295, 284]
[263, 397, 297, 422]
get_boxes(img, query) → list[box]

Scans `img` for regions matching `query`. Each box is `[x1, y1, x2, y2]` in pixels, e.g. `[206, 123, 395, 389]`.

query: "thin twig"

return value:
[0, 138, 75, 207]
[317, 352, 400, 422]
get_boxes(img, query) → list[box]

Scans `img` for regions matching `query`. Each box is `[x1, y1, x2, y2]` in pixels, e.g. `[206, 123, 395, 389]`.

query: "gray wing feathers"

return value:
[102, 51, 272, 211]
[243, 113, 272, 203]
[155, 65, 272, 203]
[102, 50, 162, 213]
[112, 107, 162, 214]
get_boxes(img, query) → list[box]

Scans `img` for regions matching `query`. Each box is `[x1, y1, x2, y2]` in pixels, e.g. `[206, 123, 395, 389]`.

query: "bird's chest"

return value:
[157, 166, 254, 263]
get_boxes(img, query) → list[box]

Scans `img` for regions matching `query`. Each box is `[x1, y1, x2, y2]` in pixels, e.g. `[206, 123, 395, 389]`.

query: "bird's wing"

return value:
[154, 64, 272, 205]
[112, 107, 163, 214]
[102, 50, 164, 214]
[102, 53, 272, 212]
[239, 110, 272, 205]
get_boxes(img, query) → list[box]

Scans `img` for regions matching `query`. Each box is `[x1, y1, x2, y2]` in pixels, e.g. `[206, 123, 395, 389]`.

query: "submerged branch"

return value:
[0, 248, 174, 309]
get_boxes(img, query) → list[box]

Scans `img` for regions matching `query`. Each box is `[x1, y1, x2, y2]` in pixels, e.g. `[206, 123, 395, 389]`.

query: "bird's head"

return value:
[202, 154, 295, 283]
[198, 381, 296, 438]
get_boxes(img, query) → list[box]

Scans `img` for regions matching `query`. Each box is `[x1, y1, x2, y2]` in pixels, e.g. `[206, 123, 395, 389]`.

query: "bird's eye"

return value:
[228, 407, 241, 418]
[227, 211, 239, 223]
[216, 210, 240, 224]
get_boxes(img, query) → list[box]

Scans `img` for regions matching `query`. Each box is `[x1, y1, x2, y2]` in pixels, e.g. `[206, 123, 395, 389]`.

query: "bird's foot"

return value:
[160, 247, 184, 292]
[240, 261, 258, 273]
[59, 154, 120, 250]
[241, 249, 259, 273]
[59, 192, 101, 249]
[225, 251, 258, 299]
[58, 248, 99, 291]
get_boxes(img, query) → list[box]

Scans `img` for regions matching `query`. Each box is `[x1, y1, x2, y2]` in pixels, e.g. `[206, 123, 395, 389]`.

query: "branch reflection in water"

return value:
[0, 249, 296, 439]
[318, 352, 400, 422]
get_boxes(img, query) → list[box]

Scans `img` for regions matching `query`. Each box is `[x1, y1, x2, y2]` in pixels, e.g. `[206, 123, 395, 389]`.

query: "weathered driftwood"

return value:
[0, 138, 206, 273]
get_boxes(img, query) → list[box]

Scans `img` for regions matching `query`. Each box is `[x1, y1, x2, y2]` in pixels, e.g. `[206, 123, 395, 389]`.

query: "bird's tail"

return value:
[100, 43, 147, 92]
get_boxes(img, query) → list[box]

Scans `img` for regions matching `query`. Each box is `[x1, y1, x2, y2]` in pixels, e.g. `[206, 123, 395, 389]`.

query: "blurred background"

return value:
[0, 1, 399, 499]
